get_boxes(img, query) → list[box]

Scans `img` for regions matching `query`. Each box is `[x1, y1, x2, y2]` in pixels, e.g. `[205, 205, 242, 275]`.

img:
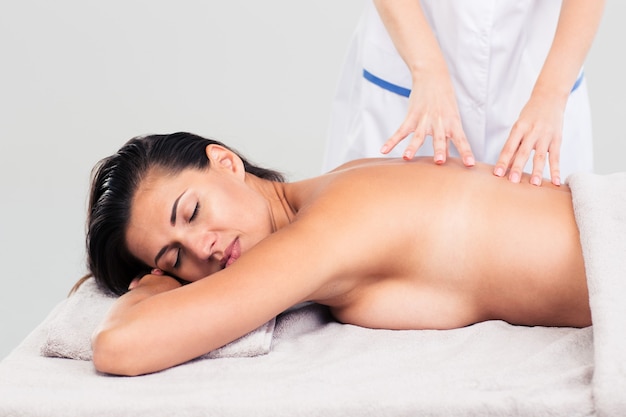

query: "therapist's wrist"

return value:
[530, 79, 571, 108]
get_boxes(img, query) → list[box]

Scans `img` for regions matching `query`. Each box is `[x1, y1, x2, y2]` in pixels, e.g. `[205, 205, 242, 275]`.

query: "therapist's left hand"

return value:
[493, 92, 566, 187]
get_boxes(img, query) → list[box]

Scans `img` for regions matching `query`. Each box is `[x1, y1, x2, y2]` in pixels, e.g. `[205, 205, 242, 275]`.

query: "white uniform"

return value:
[324, 1, 593, 178]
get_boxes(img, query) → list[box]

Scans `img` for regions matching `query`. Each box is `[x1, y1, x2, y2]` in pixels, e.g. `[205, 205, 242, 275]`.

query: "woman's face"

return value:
[125, 156, 274, 282]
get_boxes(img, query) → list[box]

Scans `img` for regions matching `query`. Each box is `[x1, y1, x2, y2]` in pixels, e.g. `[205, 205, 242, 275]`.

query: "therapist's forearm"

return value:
[373, 0, 449, 79]
[531, 0, 605, 103]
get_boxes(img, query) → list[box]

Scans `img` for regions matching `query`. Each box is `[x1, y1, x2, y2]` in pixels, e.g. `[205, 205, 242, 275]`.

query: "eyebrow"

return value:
[170, 190, 186, 226]
[154, 190, 187, 267]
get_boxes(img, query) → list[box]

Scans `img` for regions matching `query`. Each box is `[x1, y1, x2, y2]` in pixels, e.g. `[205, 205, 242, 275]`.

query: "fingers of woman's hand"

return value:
[494, 127, 522, 180]
[497, 94, 565, 185]
[529, 146, 549, 187]
[381, 113, 428, 160]
[548, 141, 562, 186]
[495, 123, 540, 184]
[401, 128, 427, 160]
[528, 130, 562, 186]
[431, 118, 447, 164]
[517, 139, 558, 187]
[385, 114, 474, 167]
[128, 277, 142, 291]
[380, 106, 431, 159]
[382, 77, 468, 163]
[495, 126, 562, 186]
[507, 143, 533, 184]
[380, 122, 415, 155]
[447, 125, 475, 167]
[127, 270, 180, 292]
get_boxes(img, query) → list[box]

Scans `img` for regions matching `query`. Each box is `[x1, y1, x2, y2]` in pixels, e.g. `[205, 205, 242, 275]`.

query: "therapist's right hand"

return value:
[379, 71, 475, 168]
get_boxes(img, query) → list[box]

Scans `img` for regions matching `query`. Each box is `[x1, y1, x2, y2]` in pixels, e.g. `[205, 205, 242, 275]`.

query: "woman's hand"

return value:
[92, 269, 183, 375]
[380, 71, 475, 167]
[127, 268, 182, 293]
[493, 90, 566, 187]
[493, 0, 605, 187]
[373, 0, 475, 168]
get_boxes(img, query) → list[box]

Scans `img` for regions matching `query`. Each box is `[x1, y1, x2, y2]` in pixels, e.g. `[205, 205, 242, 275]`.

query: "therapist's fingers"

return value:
[429, 114, 474, 166]
[381, 126, 411, 155]
[529, 147, 549, 187]
[381, 113, 421, 156]
[431, 117, 447, 164]
[507, 144, 533, 184]
[497, 122, 541, 183]
[494, 127, 523, 179]
[548, 141, 562, 186]
[393, 110, 434, 160]
[402, 127, 427, 160]
[447, 125, 475, 167]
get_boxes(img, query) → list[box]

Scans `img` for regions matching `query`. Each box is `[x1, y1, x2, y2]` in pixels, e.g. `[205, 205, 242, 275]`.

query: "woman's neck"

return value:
[245, 174, 297, 232]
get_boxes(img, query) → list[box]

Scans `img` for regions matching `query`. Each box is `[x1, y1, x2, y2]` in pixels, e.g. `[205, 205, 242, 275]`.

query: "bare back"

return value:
[285, 157, 590, 330]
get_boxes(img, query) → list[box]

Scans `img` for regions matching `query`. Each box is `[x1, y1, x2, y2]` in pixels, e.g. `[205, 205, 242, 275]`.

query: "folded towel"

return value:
[568, 171, 626, 417]
[40, 277, 275, 360]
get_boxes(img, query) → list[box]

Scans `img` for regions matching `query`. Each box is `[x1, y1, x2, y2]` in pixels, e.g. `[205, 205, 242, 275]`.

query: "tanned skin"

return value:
[92, 147, 590, 376]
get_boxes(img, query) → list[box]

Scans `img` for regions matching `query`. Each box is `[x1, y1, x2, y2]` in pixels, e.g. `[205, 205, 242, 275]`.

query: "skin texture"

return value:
[374, 0, 605, 186]
[92, 146, 590, 376]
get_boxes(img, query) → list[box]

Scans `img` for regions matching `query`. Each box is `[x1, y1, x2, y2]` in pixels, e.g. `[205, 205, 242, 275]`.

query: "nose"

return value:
[182, 229, 216, 261]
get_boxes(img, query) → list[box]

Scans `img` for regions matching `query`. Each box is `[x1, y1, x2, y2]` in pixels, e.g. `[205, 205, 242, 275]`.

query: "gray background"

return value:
[1, 1, 624, 360]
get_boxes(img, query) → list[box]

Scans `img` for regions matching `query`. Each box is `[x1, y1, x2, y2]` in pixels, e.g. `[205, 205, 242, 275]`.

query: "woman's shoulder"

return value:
[325, 157, 406, 173]
[291, 157, 435, 221]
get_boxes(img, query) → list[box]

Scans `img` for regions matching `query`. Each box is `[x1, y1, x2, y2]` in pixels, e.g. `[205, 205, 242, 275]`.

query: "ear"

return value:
[205, 144, 245, 180]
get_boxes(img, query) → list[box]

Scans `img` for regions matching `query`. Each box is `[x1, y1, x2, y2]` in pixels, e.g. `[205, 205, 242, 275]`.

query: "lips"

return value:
[221, 237, 241, 269]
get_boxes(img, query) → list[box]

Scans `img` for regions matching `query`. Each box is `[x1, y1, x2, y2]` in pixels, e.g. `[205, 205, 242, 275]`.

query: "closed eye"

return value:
[190, 203, 199, 222]
[173, 247, 181, 269]
[173, 203, 199, 270]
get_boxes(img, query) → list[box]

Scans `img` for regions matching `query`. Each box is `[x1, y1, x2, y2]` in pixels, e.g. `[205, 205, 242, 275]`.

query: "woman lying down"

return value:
[87, 132, 591, 376]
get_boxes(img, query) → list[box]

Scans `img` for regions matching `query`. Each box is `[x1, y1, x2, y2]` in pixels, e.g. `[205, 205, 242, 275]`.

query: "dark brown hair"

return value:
[85, 132, 284, 296]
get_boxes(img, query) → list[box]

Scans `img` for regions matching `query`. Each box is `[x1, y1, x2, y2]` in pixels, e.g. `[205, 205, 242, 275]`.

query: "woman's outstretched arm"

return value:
[91, 273, 181, 375]
[91, 229, 325, 376]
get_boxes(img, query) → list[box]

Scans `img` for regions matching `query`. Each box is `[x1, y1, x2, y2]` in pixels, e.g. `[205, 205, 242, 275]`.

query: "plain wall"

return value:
[1, 0, 624, 360]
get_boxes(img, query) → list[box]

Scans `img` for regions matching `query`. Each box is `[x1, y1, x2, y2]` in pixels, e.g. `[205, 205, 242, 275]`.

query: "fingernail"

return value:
[531, 176, 541, 186]
[553, 177, 561, 186]
[434, 153, 444, 164]
[403, 151, 412, 160]
[494, 167, 504, 177]
[465, 156, 475, 166]
[380, 145, 388, 154]
[510, 172, 520, 183]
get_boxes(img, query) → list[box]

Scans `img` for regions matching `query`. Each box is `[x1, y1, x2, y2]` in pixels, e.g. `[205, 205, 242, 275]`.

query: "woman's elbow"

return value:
[91, 328, 145, 376]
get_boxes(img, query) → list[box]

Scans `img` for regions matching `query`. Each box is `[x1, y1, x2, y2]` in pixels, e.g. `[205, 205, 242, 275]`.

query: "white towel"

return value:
[23, 171, 624, 417]
[568, 171, 626, 417]
[40, 277, 275, 360]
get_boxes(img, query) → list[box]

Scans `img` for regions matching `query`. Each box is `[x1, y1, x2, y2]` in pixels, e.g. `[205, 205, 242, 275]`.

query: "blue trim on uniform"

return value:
[571, 71, 584, 93]
[363, 68, 586, 96]
[363, 69, 411, 98]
